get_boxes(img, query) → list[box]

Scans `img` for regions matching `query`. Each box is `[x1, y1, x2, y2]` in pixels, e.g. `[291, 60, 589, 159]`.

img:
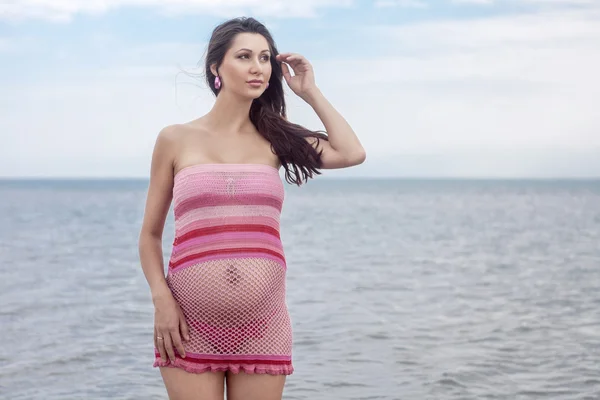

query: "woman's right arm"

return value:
[138, 126, 189, 362]
[138, 126, 176, 301]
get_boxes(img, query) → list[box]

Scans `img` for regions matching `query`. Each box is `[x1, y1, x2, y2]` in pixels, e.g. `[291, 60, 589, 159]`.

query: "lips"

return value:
[247, 80, 263, 84]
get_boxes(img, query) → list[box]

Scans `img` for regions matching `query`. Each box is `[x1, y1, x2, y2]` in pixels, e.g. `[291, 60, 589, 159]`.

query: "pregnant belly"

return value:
[167, 257, 286, 323]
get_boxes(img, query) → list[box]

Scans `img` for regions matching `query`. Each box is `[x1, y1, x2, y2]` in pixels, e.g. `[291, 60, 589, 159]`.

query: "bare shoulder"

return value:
[139, 125, 182, 237]
[153, 124, 179, 155]
[150, 124, 193, 177]
[154, 122, 205, 156]
[156, 123, 185, 145]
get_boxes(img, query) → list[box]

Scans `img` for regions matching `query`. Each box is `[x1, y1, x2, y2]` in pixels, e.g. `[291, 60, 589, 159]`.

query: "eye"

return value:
[237, 53, 270, 62]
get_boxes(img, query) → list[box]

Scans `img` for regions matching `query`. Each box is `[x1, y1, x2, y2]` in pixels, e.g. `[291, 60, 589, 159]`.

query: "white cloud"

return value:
[373, 8, 600, 50]
[2, 4, 600, 177]
[451, 0, 494, 4]
[453, 0, 598, 4]
[375, 0, 428, 8]
[304, 7, 600, 156]
[3, 0, 598, 23]
[376, 0, 599, 7]
[516, 0, 596, 3]
[0, 0, 353, 22]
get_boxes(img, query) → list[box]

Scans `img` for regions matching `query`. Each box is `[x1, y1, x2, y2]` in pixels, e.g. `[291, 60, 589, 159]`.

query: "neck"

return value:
[205, 90, 255, 135]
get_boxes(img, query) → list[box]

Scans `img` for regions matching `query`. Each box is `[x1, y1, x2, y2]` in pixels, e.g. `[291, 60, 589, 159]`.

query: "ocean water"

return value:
[1, 177, 599, 400]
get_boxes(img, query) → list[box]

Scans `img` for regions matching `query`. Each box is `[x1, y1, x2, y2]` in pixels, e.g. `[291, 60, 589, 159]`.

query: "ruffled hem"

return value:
[153, 357, 294, 375]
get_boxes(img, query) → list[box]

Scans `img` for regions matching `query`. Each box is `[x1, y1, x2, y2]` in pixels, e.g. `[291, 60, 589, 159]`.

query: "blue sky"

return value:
[2, 0, 600, 178]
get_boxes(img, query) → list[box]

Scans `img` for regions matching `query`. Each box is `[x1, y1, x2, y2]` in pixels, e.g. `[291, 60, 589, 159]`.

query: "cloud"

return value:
[450, 0, 494, 4]
[0, 0, 353, 22]
[324, 7, 600, 91]
[514, 0, 596, 3]
[453, 0, 598, 4]
[375, 0, 428, 8]
[312, 7, 600, 155]
[2, 2, 600, 177]
[374, 8, 600, 50]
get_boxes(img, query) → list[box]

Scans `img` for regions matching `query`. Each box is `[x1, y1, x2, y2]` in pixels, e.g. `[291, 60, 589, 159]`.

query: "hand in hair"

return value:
[276, 53, 319, 101]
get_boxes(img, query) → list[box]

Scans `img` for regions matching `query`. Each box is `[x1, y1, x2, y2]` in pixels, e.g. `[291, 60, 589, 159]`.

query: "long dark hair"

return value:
[204, 17, 328, 186]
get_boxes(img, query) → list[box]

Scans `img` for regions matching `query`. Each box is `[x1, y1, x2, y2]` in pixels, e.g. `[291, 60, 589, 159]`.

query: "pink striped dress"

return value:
[153, 163, 293, 375]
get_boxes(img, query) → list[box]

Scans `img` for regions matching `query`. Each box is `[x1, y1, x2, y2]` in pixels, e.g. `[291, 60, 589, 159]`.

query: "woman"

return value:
[138, 16, 365, 400]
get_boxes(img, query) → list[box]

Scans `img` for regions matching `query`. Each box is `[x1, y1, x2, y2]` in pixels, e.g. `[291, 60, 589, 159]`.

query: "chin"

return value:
[231, 87, 264, 100]
[245, 90, 265, 99]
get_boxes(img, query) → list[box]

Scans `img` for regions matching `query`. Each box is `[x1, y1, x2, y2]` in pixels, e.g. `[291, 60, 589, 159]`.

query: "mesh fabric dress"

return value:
[153, 163, 293, 375]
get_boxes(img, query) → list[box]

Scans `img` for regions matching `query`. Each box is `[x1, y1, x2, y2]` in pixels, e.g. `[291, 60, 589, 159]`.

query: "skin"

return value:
[138, 32, 366, 400]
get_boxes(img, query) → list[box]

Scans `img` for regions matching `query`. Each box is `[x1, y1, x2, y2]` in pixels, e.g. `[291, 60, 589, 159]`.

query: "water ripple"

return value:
[1, 179, 600, 399]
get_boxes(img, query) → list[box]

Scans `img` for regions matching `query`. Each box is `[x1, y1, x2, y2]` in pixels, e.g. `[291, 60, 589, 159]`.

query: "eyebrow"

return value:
[236, 48, 271, 53]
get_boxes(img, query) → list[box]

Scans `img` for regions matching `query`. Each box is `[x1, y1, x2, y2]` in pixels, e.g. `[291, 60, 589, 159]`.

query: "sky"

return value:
[1, 0, 600, 178]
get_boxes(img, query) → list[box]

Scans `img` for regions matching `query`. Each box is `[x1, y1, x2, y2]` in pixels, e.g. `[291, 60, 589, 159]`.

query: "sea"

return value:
[1, 177, 599, 400]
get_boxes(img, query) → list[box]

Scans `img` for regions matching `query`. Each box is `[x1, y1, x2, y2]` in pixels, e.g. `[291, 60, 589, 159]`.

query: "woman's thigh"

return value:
[160, 367, 226, 400]
[225, 371, 286, 400]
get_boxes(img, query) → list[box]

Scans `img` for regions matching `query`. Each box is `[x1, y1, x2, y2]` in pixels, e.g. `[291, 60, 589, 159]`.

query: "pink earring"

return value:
[214, 76, 221, 90]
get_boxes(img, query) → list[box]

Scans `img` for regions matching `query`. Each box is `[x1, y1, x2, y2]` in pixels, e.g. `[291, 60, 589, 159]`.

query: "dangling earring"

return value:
[214, 76, 221, 90]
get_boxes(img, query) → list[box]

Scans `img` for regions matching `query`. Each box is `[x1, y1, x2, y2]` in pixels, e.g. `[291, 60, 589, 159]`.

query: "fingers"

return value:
[286, 54, 302, 63]
[281, 62, 292, 83]
[179, 312, 191, 342]
[156, 329, 184, 363]
[278, 53, 311, 77]
[163, 332, 177, 363]
[283, 58, 302, 68]
[171, 329, 186, 359]
[277, 52, 302, 60]
[277, 53, 304, 66]
[156, 331, 168, 363]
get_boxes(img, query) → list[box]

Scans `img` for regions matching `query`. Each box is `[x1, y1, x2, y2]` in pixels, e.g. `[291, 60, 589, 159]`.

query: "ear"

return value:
[210, 63, 218, 77]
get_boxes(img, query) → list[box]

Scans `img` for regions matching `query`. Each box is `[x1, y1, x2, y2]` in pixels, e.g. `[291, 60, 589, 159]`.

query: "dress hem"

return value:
[153, 357, 294, 376]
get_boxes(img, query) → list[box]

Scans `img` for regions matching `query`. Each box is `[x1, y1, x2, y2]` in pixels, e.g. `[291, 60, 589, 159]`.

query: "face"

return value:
[212, 33, 272, 98]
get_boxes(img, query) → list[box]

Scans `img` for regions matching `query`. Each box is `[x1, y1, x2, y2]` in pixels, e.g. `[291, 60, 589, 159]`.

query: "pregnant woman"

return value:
[138, 16, 366, 400]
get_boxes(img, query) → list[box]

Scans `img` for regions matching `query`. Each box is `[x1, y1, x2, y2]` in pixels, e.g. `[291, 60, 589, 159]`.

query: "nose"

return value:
[249, 57, 263, 74]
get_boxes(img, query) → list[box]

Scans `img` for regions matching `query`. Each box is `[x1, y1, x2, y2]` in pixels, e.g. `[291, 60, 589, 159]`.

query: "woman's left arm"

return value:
[303, 88, 367, 169]
[277, 52, 367, 169]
